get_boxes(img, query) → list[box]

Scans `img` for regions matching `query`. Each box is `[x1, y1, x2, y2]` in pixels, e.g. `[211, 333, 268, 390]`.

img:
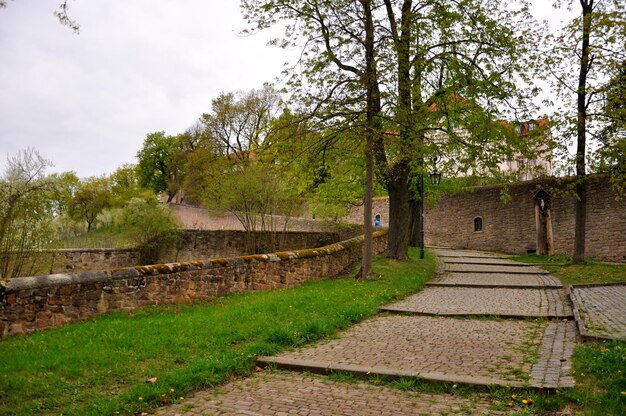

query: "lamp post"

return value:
[419, 157, 442, 259]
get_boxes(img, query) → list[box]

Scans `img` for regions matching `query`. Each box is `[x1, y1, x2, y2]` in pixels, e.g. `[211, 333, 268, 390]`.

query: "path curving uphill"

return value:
[155, 249, 583, 415]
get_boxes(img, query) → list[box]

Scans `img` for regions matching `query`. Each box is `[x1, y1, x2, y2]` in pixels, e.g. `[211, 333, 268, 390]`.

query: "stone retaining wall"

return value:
[0, 231, 388, 338]
[45, 248, 140, 274]
[32, 230, 345, 276]
[424, 175, 625, 262]
[347, 175, 625, 263]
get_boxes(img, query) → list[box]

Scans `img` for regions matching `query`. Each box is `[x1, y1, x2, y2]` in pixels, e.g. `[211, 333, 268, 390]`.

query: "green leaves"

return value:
[0, 149, 59, 280]
[136, 131, 180, 201]
[67, 176, 112, 232]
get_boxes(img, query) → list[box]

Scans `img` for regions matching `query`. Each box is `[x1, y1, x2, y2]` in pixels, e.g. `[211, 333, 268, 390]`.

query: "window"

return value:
[474, 217, 483, 232]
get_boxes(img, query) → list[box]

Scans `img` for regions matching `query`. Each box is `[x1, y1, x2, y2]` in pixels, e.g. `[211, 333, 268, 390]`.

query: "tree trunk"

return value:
[383, 0, 416, 260]
[546, 208, 555, 255]
[573, 180, 587, 263]
[359, 0, 380, 279]
[573, 1, 593, 264]
[386, 170, 411, 259]
[362, 132, 374, 278]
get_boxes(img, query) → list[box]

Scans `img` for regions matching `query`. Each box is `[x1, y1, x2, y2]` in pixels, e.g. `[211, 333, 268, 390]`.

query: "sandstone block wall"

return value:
[36, 230, 343, 276]
[0, 231, 388, 338]
[173, 230, 342, 262]
[45, 248, 140, 274]
[346, 175, 625, 262]
[424, 176, 625, 262]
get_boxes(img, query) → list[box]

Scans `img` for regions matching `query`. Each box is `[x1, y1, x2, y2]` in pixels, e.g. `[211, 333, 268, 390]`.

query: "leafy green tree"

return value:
[266, 110, 383, 219]
[68, 176, 112, 232]
[136, 132, 180, 203]
[47, 171, 79, 216]
[594, 59, 626, 196]
[109, 163, 153, 207]
[242, 0, 539, 261]
[545, 0, 625, 263]
[119, 198, 180, 264]
[199, 160, 301, 252]
[0, 149, 58, 280]
[242, 0, 386, 276]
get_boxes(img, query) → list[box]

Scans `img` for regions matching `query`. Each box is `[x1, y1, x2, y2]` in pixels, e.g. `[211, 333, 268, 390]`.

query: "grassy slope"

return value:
[0, 248, 434, 416]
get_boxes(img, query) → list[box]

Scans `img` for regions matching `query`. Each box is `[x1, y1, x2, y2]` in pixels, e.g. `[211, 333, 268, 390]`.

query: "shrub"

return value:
[119, 198, 180, 264]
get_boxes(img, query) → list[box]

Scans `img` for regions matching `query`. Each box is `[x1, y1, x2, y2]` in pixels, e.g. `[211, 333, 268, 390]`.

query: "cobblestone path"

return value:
[443, 263, 549, 274]
[440, 257, 531, 265]
[154, 371, 506, 416]
[569, 283, 626, 341]
[154, 249, 580, 415]
[429, 272, 562, 288]
[381, 287, 573, 318]
[259, 315, 544, 387]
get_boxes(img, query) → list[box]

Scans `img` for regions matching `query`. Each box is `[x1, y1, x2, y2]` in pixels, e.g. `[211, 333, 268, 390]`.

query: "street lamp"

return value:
[420, 157, 442, 259]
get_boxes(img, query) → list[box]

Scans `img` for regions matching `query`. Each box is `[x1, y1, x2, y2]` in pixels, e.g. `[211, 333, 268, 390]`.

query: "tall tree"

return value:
[0, 149, 58, 280]
[200, 85, 281, 161]
[68, 176, 112, 232]
[184, 89, 303, 249]
[243, 0, 539, 260]
[595, 59, 626, 195]
[242, 0, 383, 277]
[136, 131, 180, 203]
[545, 0, 625, 263]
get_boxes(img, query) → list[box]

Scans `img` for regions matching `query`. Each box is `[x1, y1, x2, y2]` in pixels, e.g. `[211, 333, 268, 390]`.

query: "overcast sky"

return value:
[0, 1, 575, 178]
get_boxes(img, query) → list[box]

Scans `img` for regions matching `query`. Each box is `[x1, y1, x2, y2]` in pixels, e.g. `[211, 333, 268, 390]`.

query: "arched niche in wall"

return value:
[473, 216, 483, 232]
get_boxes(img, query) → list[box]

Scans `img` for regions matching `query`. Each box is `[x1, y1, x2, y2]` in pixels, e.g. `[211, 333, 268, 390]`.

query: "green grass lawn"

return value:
[0, 248, 435, 416]
[511, 253, 626, 286]
[510, 253, 626, 415]
[2, 249, 624, 415]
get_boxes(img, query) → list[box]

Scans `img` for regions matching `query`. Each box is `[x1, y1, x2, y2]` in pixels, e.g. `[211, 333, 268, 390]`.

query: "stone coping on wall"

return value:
[2, 230, 389, 292]
[21, 247, 135, 253]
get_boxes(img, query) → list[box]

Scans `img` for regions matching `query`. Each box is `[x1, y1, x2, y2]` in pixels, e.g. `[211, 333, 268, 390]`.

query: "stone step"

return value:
[257, 316, 576, 390]
[380, 287, 573, 319]
[443, 264, 550, 274]
[441, 258, 530, 266]
[427, 272, 563, 288]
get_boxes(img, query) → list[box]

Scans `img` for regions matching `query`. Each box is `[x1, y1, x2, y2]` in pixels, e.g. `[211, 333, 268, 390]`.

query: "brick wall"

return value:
[346, 176, 625, 262]
[28, 230, 343, 277]
[173, 230, 345, 262]
[345, 198, 390, 227]
[425, 176, 625, 262]
[0, 231, 388, 338]
[45, 249, 140, 275]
